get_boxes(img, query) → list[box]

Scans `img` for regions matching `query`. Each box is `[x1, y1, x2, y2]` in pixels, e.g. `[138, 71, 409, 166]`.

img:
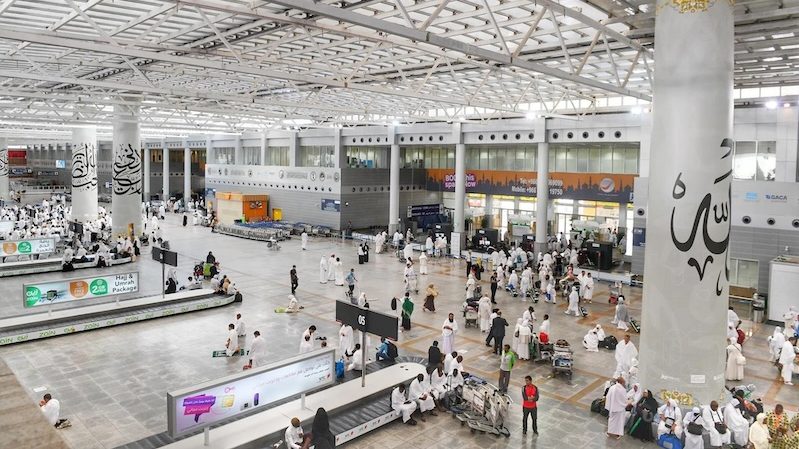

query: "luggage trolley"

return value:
[551, 339, 574, 378]
[454, 378, 511, 437]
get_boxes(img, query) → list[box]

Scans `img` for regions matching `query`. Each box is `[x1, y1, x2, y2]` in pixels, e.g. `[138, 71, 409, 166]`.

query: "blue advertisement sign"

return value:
[321, 199, 340, 212]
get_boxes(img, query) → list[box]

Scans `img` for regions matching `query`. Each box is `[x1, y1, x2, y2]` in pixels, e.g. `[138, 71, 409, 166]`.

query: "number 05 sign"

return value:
[23, 272, 139, 308]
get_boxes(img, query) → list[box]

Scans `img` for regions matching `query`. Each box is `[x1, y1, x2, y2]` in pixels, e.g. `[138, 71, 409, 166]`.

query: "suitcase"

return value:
[609, 294, 618, 305]
[335, 360, 345, 379]
[600, 335, 618, 350]
[657, 433, 683, 449]
[630, 319, 641, 333]
[580, 306, 589, 317]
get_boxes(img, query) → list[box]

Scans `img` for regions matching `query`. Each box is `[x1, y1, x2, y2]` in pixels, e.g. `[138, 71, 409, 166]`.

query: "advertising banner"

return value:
[1, 237, 56, 257]
[167, 349, 335, 437]
[24, 272, 139, 308]
[426, 169, 636, 203]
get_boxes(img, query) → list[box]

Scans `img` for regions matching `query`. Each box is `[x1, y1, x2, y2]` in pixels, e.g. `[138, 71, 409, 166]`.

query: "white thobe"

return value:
[583, 331, 599, 352]
[465, 277, 475, 298]
[419, 253, 428, 274]
[403, 244, 413, 261]
[566, 290, 580, 316]
[327, 257, 336, 280]
[430, 370, 448, 399]
[539, 320, 550, 336]
[478, 297, 492, 332]
[409, 378, 435, 412]
[249, 336, 268, 367]
[725, 343, 744, 381]
[301, 232, 308, 250]
[391, 388, 417, 422]
[703, 407, 731, 446]
[225, 329, 239, 356]
[723, 402, 748, 445]
[769, 329, 786, 361]
[40, 399, 61, 426]
[778, 340, 796, 382]
[441, 319, 458, 354]
[236, 318, 246, 337]
[443, 354, 455, 374]
[334, 261, 344, 286]
[517, 325, 532, 360]
[299, 339, 313, 354]
[425, 237, 434, 255]
[615, 341, 638, 374]
[285, 425, 304, 449]
[657, 402, 683, 438]
[319, 258, 328, 283]
[604, 383, 627, 436]
[348, 349, 364, 371]
[339, 325, 354, 356]
[583, 277, 594, 300]
[682, 411, 705, 449]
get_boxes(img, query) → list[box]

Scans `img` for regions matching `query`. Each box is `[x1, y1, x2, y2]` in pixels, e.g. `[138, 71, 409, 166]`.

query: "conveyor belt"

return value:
[0, 292, 236, 346]
[115, 356, 427, 449]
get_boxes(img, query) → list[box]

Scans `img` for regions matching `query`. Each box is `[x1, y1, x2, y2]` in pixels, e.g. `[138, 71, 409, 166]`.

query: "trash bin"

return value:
[752, 299, 766, 323]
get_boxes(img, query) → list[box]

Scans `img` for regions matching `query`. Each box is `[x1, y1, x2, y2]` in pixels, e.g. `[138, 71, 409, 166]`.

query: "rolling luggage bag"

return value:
[657, 433, 683, 449]
[629, 319, 641, 333]
[580, 306, 589, 317]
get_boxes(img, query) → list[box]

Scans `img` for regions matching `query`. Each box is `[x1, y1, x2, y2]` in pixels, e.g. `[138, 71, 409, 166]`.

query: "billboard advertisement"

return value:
[1, 237, 56, 257]
[425, 169, 636, 203]
[24, 272, 139, 308]
[167, 349, 336, 437]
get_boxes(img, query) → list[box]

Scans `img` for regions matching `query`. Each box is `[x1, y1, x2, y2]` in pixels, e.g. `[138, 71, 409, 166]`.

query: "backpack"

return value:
[657, 433, 683, 449]
[736, 329, 745, 345]
[390, 297, 397, 311]
[234, 291, 243, 303]
[387, 342, 398, 359]
[602, 336, 618, 350]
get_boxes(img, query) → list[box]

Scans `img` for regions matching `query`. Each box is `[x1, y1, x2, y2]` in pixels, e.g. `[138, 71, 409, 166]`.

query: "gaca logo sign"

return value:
[765, 194, 788, 202]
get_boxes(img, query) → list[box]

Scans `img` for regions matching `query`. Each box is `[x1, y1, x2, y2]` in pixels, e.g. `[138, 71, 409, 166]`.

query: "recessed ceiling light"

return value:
[765, 100, 778, 109]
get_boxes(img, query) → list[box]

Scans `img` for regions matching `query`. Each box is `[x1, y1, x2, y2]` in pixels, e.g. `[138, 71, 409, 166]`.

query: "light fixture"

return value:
[391, 120, 400, 126]
[765, 100, 778, 110]
[525, 112, 538, 120]
[630, 106, 643, 115]
[784, 103, 791, 108]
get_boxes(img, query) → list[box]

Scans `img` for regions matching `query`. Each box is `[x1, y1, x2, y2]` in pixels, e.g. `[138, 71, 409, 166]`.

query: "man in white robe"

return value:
[605, 377, 627, 438]
[657, 399, 683, 438]
[299, 334, 314, 354]
[285, 418, 304, 449]
[403, 242, 413, 262]
[465, 274, 476, 300]
[286, 295, 301, 313]
[778, 337, 796, 384]
[409, 374, 437, 416]
[723, 399, 749, 445]
[300, 231, 308, 250]
[425, 236, 434, 255]
[419, 252, 428, 275]
[248, 331, 268, 367]
[339, 323, 354, 357]
[443, 352, 456, 374]
[235, 313, 246, 337]
[769, 327, 786, 362]
[334, 258, 345, 286]
[441, 314, 458, 354]
[614, 334, 638, 375]
[583, 329, 600, 352]
[583, 273, 594, 303]
[319, 256, 328, 283]
[566, 286, 580, 316]
[703, 401, 731, 446]
[391, 384, 418, 425]
[517, 320, 532, 360]
[347, 344, 364, 371]
[682, 407, 705, 449]
[478, 295, 492, 333]
[327, 254, 336, 281]
[225, 323, 240, 357]
[429, 366, 448, 400]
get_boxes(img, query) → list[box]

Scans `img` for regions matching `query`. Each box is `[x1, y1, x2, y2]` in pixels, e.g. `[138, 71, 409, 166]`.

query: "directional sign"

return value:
[152, 246, 178, 267]
[336, 300, 398, 340]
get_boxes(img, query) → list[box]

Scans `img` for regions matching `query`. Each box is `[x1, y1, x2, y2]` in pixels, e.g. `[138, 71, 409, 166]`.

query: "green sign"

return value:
[23, 272, 139, 308]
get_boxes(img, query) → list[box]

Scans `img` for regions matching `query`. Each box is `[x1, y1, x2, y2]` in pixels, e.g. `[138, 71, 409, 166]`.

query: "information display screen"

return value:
[23, 272, 139, 308]
[1, 237, 56, 257]
[167, 349, 336, 437]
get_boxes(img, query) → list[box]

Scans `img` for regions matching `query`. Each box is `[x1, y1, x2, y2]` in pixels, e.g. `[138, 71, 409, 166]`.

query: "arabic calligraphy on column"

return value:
[669, 138, 733, 297]
[0, 149, 7, 176]
[71, 143, 98, 190]
[112, 144, 142, 195]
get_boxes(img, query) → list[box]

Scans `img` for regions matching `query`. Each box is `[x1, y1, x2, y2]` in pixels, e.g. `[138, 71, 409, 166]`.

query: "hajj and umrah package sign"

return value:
[1, 237, 57, 256]
[24, 272, 139, 308]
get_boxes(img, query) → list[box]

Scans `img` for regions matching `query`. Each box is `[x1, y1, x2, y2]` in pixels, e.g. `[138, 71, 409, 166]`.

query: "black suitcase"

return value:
[630, 318, 641, 333]
[580, 306, 589, 317]
[600, 335, 618, 350]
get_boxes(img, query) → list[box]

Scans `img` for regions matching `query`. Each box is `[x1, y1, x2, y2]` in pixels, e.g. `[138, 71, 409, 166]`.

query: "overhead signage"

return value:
[36, 170, 59, 176]
[1, 237, 56, 256]
[407, 204, 443, 218]
[167, 349, 335, 437]
[321, 199, 341, 212]
[10, 167, 32, 175]
[23, 272, 139, 308]
[55, 160, 66, 169]
[152, 247, 178, 267]
[336, 300, 399, 340]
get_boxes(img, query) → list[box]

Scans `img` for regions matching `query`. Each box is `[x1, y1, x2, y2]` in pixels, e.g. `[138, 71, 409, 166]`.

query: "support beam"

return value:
[184, 147, 191, 204]
[112, 100, 143, 237]
[535, 141, 549, 255]
[162, 146, 170, 200]
[388, 142, 400, 234]
[0, 136, 8, 202]
[263, 0, 651, 101]
[453, 143, 466, 234]
[71, 126, 98, 222]
[143, 147, 151, 201]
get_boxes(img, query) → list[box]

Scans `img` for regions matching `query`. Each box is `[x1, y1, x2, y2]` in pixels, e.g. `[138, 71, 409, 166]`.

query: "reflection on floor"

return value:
[0, 215, 795, 449]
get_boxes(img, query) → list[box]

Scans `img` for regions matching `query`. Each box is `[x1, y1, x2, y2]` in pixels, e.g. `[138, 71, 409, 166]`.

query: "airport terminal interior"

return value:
[1, 1, 799, 449]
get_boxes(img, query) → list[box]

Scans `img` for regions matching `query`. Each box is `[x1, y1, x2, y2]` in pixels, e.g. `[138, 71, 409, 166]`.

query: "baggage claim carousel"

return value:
[0, 289, 238, 346]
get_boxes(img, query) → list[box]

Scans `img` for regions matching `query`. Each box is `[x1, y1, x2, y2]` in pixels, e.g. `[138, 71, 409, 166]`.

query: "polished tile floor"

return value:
[0, 215, 795, 449]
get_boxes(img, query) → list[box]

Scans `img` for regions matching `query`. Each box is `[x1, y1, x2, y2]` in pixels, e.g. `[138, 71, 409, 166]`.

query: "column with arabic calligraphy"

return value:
[0, 137, 9, 202]
[638, 0, 734, 405]
[71, 127, 99, 222]
[112, 104, 143, 237]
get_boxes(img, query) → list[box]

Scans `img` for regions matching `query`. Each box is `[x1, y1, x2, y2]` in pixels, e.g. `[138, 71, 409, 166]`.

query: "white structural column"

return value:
[71, 126, 98, 222]
[183, 147, 191, 203]
[162, 146, 170, 200]
[618, 203, 628, 233]
[0, 137, 8, 202]
[111, 102, 143, 237]
[234, 137, 242, 165]
[143, 148, 151, 201]
[388, 143, 400, 234]
[639, 1, 734, 405]
[453, 143, 466, 233]
[535, 142, 549, 254]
